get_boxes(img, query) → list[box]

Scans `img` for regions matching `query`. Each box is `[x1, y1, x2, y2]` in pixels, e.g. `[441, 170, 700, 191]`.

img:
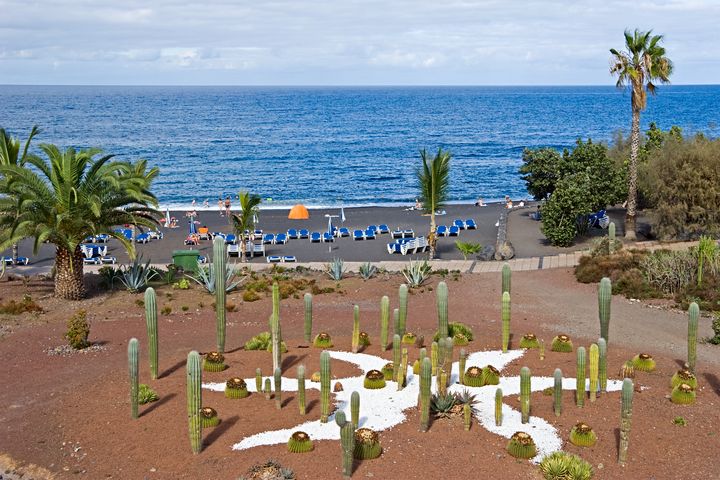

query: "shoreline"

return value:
[159, 199, 520, 212]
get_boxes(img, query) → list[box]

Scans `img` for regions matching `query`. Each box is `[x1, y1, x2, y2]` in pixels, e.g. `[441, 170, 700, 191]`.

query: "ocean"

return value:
[1, 85, 718, 209]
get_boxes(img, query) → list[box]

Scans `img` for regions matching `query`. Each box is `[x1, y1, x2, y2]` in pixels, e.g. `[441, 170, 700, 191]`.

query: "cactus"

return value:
[445, 336, 454, 372]
[519, 333, 540, 349]
[335, 410, 347, 427]
[340, 423, 355, 479]
[348, 304, 359, 353]
[270, 282, 282, 373]
[364, 370, 386, 389]
[631, 353, 656, 372]
[304, 293, 313, 343]
[553, 368, 562, 417]
[144, 288, 159, 380]
[576, 347, 586, 407]
[274, 368, 282, 409]
[200, 407, 220, 428]
[599, 277, 611, 345]
[398, 284, 408, 336]
[463, 403, 472, 431]
[381, 363, 394, 381]
[313, 332, 333, 348]
[393, 334, 401, 377]
[128, 338, 139, 419]
[393, 308, 400, 339]
[225, 377, 249, 399]
[570, 422, 597, 447]
[506, 432, 536, 459]
[688, 302, 699, 373]
[419, 357, 432, 432]
[353, 428, 382, 460]
[495, 388, 503, 426]
[459, 349, 467, 385]
[670, 383, 696, 405]
[539, 339, 545, 360]
[481, 365, 500, 386]
[589, 343, 599, 403]
[520, 366, 530, 423]
[608, 221, 616, 252]
[264, 378, 271, 400]
[297, 365, 306, 415]
[618, 378, 634, 465]
[213, 236, 227, 353]
[502, 262, 511, 294]
[287, 431, 314, 453]
[463, 366, 483, 387]
[437, 369, 448, 396]
[436, 281, 449, 339]
[320, 350, 331, 423]
[203, 351, 226, 372]
[671, 368, 698, 389]
[351, 391, 360, 428]
[255, 368, 262, 392]
[501, 291, 511, 353]
[551, 334, 573, 353]
[598, 337, 607, 393]
[397, 348, 408, 390]
[430, 341, 438, 376]
[401, 332, 416, 345]
[380, 295, 390, 350]
[186, 350, 202, 454]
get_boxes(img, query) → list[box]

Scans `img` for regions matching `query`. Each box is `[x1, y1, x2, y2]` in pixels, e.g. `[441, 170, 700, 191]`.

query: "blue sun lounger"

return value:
[299, 229, 309, 239]
[448, 225, 460, 236]
[136, 232, 151, 244]
[262, 233, 275, 244]
[337, 227, 350, 237]
[436, 225, 448, 237]
[267, 255, 282, 263]
[2, 256, 29, 265]
[287, 228, 299, 239]
[378, 224, 390, 234]
[453, 219, 466, 230]
[275, 233, 288, 245]
[364, 228, 376, 239]
[353, 229, 365, 240]
[465, 219, 477, 229]
[310, 232, 322, 242]
[225, 234, 237, 245]
[322, 232, 334, 242]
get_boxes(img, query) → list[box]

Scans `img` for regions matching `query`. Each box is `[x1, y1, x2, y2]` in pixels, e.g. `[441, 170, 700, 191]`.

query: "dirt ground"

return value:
[0, 268, 718, 480]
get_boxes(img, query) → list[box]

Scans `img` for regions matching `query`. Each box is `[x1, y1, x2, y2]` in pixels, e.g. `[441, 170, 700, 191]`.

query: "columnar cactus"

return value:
[340, 422, 355, 479]
[352, 305, 360, 354]
[320, 350, 331, 423]
[397, 348, 408, 390]
[128, 338, 139, 419]
[520, 367, 530, 423]
[688, 302, 699, 373]
[255, 368, 262, 392]
[393, 334, 401, 377]
[380, 295, 390, 350]
[351, 391, 360, 428]
[437, 369, 448, 396]
[297, 365, 306, 415]
[419, 357, 432, 432]
[186, 350, 202, 454]
[271, 282, 282, 373]
[264, 378, 271, 400]
[398, 284, 408, 336]
[459, 348, 467, 385]
[618, 378, 634, 465]
[502, 262, 511, 294]
[589, 343, 599, 402]
[608, 221, 616, 252]
[144, 288, 159, 380]
[576, 346, 586, 407]
[436, 281, 449, 339]
[553, 368, 562, 417]
[335, 410, 347, 427]
[445, 336, 454, 370]
[598, 277, 611, 345]
[213, 236, 227, 353]
[598, 338, 608, 393]
[495, 387, 503, 426]
[501, 291, 511, 353]
[304, 293, 312, 343]
[539, 339, 545, 360]
[274, 367, 282, 410]
[430, 341, 439, 376]
[463, 403, 472, 431]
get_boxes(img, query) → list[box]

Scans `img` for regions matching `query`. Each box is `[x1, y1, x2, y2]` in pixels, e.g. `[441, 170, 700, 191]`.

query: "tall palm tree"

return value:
[610, 29, 672, 240]
[231, 191, 262, 262]
[417, 147, 451, 259]
[0, 126, 40, 264]
[0, 144, 160, 299]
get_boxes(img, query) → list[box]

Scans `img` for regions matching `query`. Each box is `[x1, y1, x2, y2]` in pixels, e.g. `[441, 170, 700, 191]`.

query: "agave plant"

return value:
[326, 257, 346, 281]
[430, 392, 458, 418]
[359, 261, 377, 280]
[402, 259, 431, 287]
[119, 255, 158, 293]
[189, 262, 244, 293]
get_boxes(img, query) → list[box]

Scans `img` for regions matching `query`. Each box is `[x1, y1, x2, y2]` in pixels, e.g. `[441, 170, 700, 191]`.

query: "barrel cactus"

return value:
[631, 353, 656, 372]
[313, 332, 333, 348]
[364, 369, 386, 389]
[481, 365, 500, 386]
[225, 377, 250, 399]
[519, 333, 540, 349]
[401, 332, 416, 345]
[287, 431, 314, 453]
[569, 422, 597, 447]
[551, 334, 573, 353]
[670, 383, 696, 405]
[506, 431, 536, 459]
[202, 351, 226, 372]
[359, 331, 371, 347]
[200, 406, 220, 428]
[463, 366, 484, 387]
[671, 368, 697, 389]
[381, 362, 394, 381]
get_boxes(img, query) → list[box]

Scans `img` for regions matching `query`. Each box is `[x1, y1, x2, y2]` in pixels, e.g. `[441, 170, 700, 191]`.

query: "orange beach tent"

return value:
[288, 204, 310, 220]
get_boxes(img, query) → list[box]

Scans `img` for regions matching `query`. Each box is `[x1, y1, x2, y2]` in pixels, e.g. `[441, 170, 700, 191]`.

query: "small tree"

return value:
[231, 192, 262, 262]
[417, 148, 451, 259]
[455, 241, 482, 260]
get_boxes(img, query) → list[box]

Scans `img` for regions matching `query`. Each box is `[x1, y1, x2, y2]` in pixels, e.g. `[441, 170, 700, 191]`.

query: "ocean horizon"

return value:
[1, 84, 718, 210]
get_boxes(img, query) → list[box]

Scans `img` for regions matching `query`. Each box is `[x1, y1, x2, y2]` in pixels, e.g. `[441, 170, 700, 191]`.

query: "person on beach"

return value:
[224, 196, 231, 217]
[218, 197, 224, 216]
[203, 199, 209, 208]
[474, 197, 486, 207]
[505, 196, 513, 209]
[415, 198, 423, 210]
[191, 199, 196, 209]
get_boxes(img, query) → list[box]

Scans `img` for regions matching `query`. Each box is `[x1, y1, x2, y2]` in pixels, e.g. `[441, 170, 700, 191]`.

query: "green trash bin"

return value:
[172, 250, 200, 273]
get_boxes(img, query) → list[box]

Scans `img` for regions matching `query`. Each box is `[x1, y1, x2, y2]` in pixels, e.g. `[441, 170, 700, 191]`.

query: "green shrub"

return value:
[243, 290, 261, 302]
[641, 249, 696, 295]
[0, 294, 43, 315]
[173, 278, 190, 290]
[138, 384, 159, 404]
[455, 241, 482, 260]
[709, 314, 720, 345]
[98, 266, 122, 290]
[161, 305, 172, 315]
[539, 451, 593, 480]
[65, 310, 90, 349]
[433, 322, 474, 342]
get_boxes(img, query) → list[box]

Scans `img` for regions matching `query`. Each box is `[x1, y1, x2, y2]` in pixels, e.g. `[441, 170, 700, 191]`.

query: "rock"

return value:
[334, 382, 343, 392]
[494, 241, 515, 261]
[476, 245, 496, 261]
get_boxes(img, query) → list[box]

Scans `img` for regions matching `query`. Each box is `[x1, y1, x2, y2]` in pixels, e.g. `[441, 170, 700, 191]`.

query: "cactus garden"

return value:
[0, 265, 719, 479]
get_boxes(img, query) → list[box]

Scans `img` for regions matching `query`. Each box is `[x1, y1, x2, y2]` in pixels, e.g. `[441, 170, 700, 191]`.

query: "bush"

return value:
[173, 278, 190, 290]
[98, 266, 122, 290]
[138, 384, 159, 404]
[65, 310, 90, 349]
[243, 290, 261, 302]
[709, 314, 720, 345]
[244, 331, 287, 352]
[0, 294, 43, 315]
[641, 250, 696, 295]
[433, 322, 474, 342]
[455, 241, 482, 260]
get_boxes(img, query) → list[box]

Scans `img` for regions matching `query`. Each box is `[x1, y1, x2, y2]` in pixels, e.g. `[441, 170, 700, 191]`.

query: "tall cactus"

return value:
[128, 338, 139, 419]
[495, 387, 503, 426]
[271, 282, 282, 373]
[430, 341, 439, 376]
[393, 334, 401, 377]
[553, 368, 562, 417]
[274, 367, 282, 410]
[463, 403, 472, 431]
[186, 350, 202, 454]
[419, 357, 432, 432]
[589, 343, 599, 402]
[459, 348, 467, 385]
[351, 391, 360, 428]
[576, 346, 586, 407]
[213, 236, 226, 353]
[598, 277, 611, 345]
[264, 378, 271, 400]
[340, 422, 355, 479]
[618, 378, 634, 465]
[688, 302, 699, 373]
[255, 368, 262, 392]
[297, 365, 306, 415]
[436, 281, 449, 339]
[352, 305, 360, 353]
[520, 366, 530, 424]
[397, 348, 408, 390]
[304, 293, 313, 343]
[380, 295, 390, 350]
[320, 351, 331, 423]
[501, 291, 511, 353]
[598, 338, 608, 393]
[608, 222, 616, 253]
[502, 262, 511, 294]
[144, 287, 159, 380]
[398, 284, 408, 336]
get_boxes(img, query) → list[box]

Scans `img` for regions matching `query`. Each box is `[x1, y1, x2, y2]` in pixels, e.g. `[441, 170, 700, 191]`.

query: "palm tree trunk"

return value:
[11, 243, 18, 264]
[54, 245, 86, 300]
[428, 212, 437, 259]
[624, 107, 640, 240]
[240, 235, 247, 263]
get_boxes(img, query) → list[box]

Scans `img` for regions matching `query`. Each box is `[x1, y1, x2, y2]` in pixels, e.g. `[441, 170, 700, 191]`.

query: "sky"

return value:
[0, 0, 718, 86]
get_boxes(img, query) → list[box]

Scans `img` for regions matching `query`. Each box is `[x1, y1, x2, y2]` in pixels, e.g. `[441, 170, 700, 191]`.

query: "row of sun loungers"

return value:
[387, 237, 429, 255]
[2, 256, 30, 265]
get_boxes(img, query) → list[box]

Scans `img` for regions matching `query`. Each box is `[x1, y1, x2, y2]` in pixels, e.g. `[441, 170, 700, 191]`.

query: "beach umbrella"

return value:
[288, 204, 310, 220]
[327, 216, 333, 236]
[341, 206, 346, 223]
[165, 207, 170, 227]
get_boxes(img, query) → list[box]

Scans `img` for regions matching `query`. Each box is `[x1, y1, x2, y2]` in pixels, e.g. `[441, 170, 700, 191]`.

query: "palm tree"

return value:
[416, 147, 451, 259]
[610, 29, 672, 240]
[0, 126, 40, 264]
[231, 191, 262, 262]
[0, 144, 160, 299]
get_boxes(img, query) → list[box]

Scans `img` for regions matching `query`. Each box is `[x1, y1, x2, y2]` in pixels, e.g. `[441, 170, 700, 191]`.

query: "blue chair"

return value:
[83, 235, 95, 243]
[465, 219, 477, 229]
[353, 230, 365, 241]
[378, 224, 390, 234]
[100, 256, 117, 265]
[136, 232, 151, 244]
[588, 210, 609, 229]
[262, 233, 275, 244]
[448, 225, 459, 237]
[322, 232, 334, 242]
[299, 229, 310, 239]
[391, 229, 403, 239]
[367, 225, 378, 233]
[453, 219, 465, 230]
[225, 234, 237, 245]
[282, 255, 297, 263]
[364, 228, 376, 239]
[2, 256, 29, 265]
[387, 242, 405, 254]
[267, 255, 282, 263]
[95, 233, 110, 243]
[402, 229, 415, 238]
[83, 257, 101, 265]
[212, 232, 225, 239]
[310, 232, 321, 242]
[275, 233, 288, 245]
[287, 228, 299, 239]
[337, 227, 350, 237]
[436, 225, 448, 237]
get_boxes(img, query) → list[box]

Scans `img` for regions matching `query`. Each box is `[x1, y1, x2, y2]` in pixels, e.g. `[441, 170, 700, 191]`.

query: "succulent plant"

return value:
[431, 341, 439, 375]
[589, 343, 599, 402]
[452, 333, 469, 346]
[598, 337, 608, 393]
[598, 277, 611, 344]
[200, 407, 220, 427]
[313, 332, 333, 348]
[225, 377, 250, 399]
[255, 368, 262, 392]
[458, 348, 467, 384]
[364, 369, 387, 389]
[263, 378, 271, 400]
[501, 291, 511, 352]
[688, 302, 699, 373]
[397, 348, 408, 390]
[502, 262, 511, 294]
[287, 431, 314, 453]
[506, 431, 536, 459]
[335, 410, 347, 427]
[618, 379, 634, 465]
[186, 351, 202, 454]
[274, 367, 283, 409]
[436, 281, 449, 339]
[419, 357, 432, 432]
[520, 366, 531, 423]
[539, 451, 593, 480]
[340, 423, 355, 478]
[463, 403, 472, 431]
[138, 384, 159, 404]
[620, 360, 635, 379]
[380, 295, 390, 350]
[539, 339, 545, 360]
[351, 305, 361, 354]
[412, 359, 420, 375]
[350, 390, 360, 428]
[463, 366, 484, 387]
[401, 332, 416, 345]
[213, 237, 227, 353]
[569, 422, 597, 447]
[381, 362, 394, 381]
[519, 333, 540, 349]
[631, 353, 656, 372]
[128, 338, 139, 419]
[392, 334, 401, 377]
[203, 351, 226, 372]
[576, 347, 586, 407]
[334, 381, 344, 392]
[353, 428, 382, 460]
[144, 287, 159, 380]
[551, 334, 573, 353]
[310, 371, 321, 382]
[430, 392, 458, 418]
[553, 368, 563, 417]
[270, 283, 282, 373]
[495, 388, 503, 426]
[671, 368, 697, 389]
[320, 350, 331, 423]
[303, 293, 313, 343]
[359, 331, 371, 347]
[671, 383, 696, 405]
[398, 284, 408, 336]
[297, 365, 306, 415]
[481, 365, 500, 386]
